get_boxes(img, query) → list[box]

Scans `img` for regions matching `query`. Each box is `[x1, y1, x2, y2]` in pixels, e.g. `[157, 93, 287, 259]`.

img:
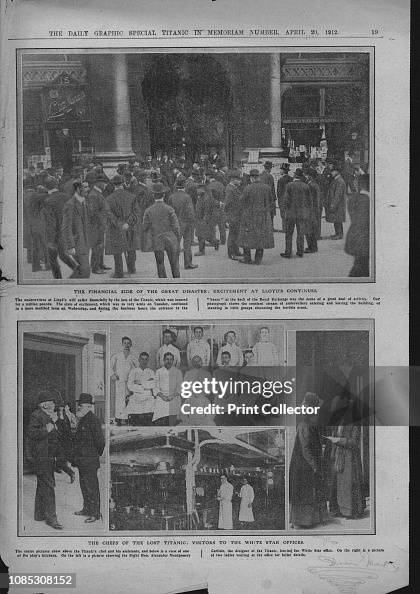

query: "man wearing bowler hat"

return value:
[73, 393, 105, 523]
[26, 391, 63, 529]
[142, 182, 181, 278]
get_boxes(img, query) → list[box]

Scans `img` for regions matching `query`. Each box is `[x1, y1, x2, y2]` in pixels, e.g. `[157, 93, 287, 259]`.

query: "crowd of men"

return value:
[110, 326, 280, 427]
[26, 391, 105, 530]
[23, 151, 370, 279]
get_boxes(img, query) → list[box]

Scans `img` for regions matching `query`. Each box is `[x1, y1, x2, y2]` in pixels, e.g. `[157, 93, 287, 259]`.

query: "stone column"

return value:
[270, 54, 282, 148]
[113, 54, 134, 155]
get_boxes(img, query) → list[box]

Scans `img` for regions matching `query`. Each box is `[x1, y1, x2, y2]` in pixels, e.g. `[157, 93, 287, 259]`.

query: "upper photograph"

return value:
[18, 48, 373, 284]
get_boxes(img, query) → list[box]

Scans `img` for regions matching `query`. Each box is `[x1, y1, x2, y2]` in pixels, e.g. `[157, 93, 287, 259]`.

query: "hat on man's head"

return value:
[111, 174, 124, 185]
[134, 168, 147, 178]
[151, 182, 166, 195]
[191, 170, 202, 178]
[294, 168, 304, 178]
[38, 390, 56, 405]
[85, 171, 97, 185]
[249, 169, 260, 177]
[264, 161, 273, 168]
[302, 391, 323, 408]
[175, 174, 187, 187]
[77, 393, 93, 405]
[281, 163, 291, 172]
[44, 177, 58, 190]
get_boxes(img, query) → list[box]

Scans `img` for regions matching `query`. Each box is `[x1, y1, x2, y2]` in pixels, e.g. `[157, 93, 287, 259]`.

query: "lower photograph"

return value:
[18, 322, 107, 535]
[109, 427, 286, 533]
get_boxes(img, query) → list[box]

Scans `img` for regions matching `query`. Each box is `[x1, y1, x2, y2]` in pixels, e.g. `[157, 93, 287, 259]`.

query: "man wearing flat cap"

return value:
[143, 182, 181, 278]
[105, 174, 139, 278]
[238, 169, 274, 265]
[73, 394, 105, 523]
[26, 391, 63, 529]
[259, 161, 277, 225]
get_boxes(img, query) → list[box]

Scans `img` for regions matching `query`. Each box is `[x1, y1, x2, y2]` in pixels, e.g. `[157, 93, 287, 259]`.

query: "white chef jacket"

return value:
[156, 344, 181, 368]
[126, 367, 156, 415]
[216, 343, 243, 366]
[153, 366, 183, 421]
[187, 339, 210, 366]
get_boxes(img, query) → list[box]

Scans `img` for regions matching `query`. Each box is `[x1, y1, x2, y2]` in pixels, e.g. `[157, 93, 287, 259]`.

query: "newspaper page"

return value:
[0, 0, 409, 593]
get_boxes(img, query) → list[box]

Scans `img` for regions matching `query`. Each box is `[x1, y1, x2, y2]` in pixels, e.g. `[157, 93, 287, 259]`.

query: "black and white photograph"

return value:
[19, 49, 372, 283]
[288, 328, 373, 533]
[109, 427, 285, 532]
[19, 322, 107, 534]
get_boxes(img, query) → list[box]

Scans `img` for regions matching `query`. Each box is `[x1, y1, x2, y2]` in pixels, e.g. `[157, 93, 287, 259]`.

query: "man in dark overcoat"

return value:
[326, 162, 347, 239]
[276, 163, 293, 233]
[281, 169, 311, 259]
[26, 391, 63, 529]
[73, 393, 105, 523]
[344, 173, 370, 277]
[207, 170, 226, 245]
[143, 182, 181, 278]
[61, 180, 91, 278]
[194, 185, 220, 256]
[105, 175, 139, 278]
[132, 169, 154, 251]
[168, 175, 198, 270]
[259, 161, 277, 225]
[224, 170, 243, 260]
[43, 177, 78, 278]
[85, 171, 108, 275]
[304, 168, 322, 253]
[238, 169, 274, 265]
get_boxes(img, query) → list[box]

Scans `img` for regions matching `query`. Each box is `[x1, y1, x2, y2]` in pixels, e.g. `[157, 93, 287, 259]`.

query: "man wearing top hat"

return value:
[237, 169, 274, 265]
[142, 182, 181, 278]
[281, 168, 311, 259]
[276, 163, 293, 233]
[105, 174, 139, 278]
[224, 170, 243, 260]
[26, 391, 63, 529]
[73, 393, 105, 523]
[259, 161, 277, 226]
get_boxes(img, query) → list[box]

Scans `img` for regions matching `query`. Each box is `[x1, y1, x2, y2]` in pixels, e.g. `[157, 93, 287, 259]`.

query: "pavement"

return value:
[289, 499, 372, 533]
[21, 214, 356, 283]
[20, 464, 106, 535]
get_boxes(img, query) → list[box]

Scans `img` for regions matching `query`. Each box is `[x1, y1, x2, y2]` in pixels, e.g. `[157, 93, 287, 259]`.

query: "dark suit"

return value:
[238, 181, 274, 263]
[277, 173, 293, 230]
[44, 190, 78, 278]
[87, 187, 107, 272]
[283, 179, 311, 257]
[61, 196, 91, 278]
[28, 189, 48, 272]
[26, 408, 61, 523]
[105, 188, 138, 277]
[326, 174, 347, 237]
[259, 170, 277, 221]
[208, 179, 226, 244]
[143, 199, 181, 278]
[345, 191, 370, 277]
[168, 190, 195, 268]
[73, 411, 105, 518]
[224, 182, 242, 257]
[305, 179, 321, 252]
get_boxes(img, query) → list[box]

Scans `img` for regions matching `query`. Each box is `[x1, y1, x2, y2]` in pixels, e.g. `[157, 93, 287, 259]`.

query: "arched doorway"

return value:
[142, 55, 233, 164]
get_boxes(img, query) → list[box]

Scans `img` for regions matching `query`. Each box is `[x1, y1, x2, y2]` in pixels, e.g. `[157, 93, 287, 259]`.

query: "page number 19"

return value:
[371, 29, 379, 35]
